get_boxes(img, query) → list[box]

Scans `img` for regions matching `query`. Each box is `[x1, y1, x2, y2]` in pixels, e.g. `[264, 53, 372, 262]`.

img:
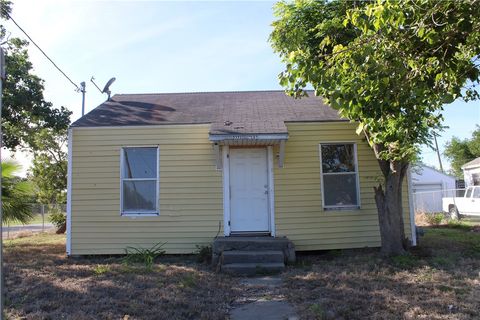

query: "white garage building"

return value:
[412, 165, 457, 213]
[462, 157, 480, 187]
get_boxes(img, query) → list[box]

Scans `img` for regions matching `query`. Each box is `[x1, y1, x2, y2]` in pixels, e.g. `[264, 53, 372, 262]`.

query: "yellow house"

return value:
[67, 91, 416, 257]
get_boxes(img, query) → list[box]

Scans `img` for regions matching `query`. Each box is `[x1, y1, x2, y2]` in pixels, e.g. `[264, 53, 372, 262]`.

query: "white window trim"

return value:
[222, 145, 231, 235]
[120, 146, 160, 216]
[267, 146, 276, 237]
[319, 142, 361, 210]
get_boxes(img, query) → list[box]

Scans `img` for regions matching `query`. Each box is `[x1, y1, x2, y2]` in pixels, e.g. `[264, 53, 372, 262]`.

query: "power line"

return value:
[3, 11, 80, 91]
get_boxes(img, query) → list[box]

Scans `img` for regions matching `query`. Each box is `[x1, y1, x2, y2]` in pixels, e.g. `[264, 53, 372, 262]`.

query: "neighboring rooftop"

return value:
[71, 91, 343, 134]
[462, 157, 480, 170]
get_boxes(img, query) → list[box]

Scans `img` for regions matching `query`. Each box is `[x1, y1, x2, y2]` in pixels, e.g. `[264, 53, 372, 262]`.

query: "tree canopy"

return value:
[444, 126, 480, 177]
[1, 0, 72, 150]
[270, 0, 480, 255]
[29, 128, 68, 204]
[271, 0, 479, 163]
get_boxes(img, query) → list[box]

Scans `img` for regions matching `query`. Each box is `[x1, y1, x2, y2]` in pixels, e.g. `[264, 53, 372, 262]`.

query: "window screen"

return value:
[320, 144, 359, 208]
[121, 147, 158, 214]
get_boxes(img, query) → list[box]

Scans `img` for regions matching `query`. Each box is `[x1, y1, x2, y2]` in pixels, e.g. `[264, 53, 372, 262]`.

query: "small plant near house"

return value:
[123, 241, 166, 270]
[179, 274, 198, 288]
[195, 244, 212, 264]
[48, 209, 66, 234]
[309, 303, 326, 320]
[93, 264, 110, 276]
[424, 213, 445, 226]
[390, 254, 420, 269]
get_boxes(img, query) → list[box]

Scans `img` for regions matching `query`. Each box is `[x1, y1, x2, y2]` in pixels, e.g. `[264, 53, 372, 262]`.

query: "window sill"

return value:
[121, 213, 159, 217]
[324, 206, 360, 211]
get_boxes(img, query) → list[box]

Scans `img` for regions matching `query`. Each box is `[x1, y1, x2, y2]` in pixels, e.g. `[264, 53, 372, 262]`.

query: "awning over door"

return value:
[209, 120, 288, 168]
[209, 133, 288, 146]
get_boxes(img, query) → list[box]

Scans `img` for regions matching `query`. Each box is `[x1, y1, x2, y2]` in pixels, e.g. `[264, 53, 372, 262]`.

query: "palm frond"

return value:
[1, 160, 34, 224]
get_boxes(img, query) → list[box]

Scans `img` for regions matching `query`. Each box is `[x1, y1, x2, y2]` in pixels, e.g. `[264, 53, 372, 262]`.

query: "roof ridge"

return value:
[462, 156, 480, 169]
[112, 89, 315, 97]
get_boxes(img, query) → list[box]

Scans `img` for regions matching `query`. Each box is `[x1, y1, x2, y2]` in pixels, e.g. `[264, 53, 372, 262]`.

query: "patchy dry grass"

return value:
[4, 226, 480, 319]
[282, 226, 480, 320]
[4, 232, 239, 320]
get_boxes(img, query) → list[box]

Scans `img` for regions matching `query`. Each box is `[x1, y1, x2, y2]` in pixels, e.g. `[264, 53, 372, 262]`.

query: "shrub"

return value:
[195, 244, 212, 263]
[49, 209, 66, 234]
[123, 241, 166, 270]
[424, 213, 444, 226]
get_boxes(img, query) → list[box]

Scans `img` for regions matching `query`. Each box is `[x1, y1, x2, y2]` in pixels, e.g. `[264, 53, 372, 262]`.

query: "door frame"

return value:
[222, 145, 275, 236]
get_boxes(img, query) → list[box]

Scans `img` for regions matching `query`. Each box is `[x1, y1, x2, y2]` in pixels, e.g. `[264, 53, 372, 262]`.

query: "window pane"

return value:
[466, 188, 473, 198]
[473, 173, 480, 186]
[473, 187, 480, 199]
[123, 180, 157, 212]
[123, 147, 157, 178]
[321, 144, 355, 173]
[323, 174, 358, 207]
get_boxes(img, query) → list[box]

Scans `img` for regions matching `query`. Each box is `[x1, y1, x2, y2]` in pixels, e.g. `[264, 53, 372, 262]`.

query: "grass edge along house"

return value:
[67, 91, 416, 260]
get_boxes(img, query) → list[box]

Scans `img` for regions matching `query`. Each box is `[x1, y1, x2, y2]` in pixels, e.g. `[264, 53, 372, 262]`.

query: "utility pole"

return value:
[433, 132, 444, 173]
[80, 81, 86, 116]
[0, 46, 6, 320]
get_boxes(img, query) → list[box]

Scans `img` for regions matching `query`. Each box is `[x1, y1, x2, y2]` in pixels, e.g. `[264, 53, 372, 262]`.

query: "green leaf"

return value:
[356, 123, 365, 135]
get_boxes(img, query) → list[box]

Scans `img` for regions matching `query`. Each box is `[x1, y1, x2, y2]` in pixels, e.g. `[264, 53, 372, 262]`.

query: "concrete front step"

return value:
[221, 262, 285, 276]
[222, 250, 284, 264]
[212, 236, 296, 267]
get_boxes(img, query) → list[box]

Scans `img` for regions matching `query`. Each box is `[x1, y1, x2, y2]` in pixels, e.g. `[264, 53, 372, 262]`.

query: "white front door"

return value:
[229, 148, 269, 233]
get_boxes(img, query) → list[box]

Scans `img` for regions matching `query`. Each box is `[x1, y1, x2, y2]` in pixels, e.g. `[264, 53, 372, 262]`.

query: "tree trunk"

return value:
[372, 147, 410, 256]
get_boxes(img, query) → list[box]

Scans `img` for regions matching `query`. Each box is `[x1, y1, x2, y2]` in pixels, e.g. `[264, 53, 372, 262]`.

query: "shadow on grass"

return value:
[284, 227, 480, 319]
[4, 236, 239, 320]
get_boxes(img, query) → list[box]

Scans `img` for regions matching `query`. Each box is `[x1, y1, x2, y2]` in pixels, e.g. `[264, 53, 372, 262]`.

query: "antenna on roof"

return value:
[90, 76, 116, 101]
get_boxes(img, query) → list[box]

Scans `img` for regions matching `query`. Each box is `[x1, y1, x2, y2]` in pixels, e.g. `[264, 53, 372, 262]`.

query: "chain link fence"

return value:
[30, 203, 67, 229]
[413, 188, 465, 214]
[412, 188, 478, 226]
[2, 203, 66, 239]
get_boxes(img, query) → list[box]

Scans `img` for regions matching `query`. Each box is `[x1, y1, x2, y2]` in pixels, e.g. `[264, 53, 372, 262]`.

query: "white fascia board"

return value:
[209, 133, 289, 142]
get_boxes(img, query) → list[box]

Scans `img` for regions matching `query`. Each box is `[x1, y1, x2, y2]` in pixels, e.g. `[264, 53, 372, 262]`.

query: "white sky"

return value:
[2, 0, 480, 176]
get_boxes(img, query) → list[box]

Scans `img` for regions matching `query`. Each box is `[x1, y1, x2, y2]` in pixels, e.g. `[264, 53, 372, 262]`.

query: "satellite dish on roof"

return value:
[90, 76, 116, 101]
[102, 77, 116, 99]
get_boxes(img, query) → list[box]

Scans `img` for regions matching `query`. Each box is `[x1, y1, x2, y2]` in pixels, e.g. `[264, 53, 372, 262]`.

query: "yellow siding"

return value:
[70, 125, 223, 255]
[70, 122, 413, 255]
[274, 122, 412, 250]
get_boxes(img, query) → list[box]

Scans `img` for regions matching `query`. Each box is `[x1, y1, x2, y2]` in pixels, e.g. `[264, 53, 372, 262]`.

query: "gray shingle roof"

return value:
[462, 157, 480, 169]
[71, 91, 344, 134]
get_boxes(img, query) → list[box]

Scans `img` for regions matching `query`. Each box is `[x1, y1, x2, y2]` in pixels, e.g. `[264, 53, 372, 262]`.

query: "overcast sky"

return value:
[3, 0, 480, 175]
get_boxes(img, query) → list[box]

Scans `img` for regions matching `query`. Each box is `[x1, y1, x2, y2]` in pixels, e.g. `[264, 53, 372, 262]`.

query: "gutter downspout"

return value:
[407, 166, 417, 246]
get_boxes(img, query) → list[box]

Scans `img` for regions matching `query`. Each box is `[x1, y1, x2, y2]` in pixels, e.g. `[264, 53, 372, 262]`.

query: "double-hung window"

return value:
[121, 147, 159, 215]
[320, 143, 360, 209]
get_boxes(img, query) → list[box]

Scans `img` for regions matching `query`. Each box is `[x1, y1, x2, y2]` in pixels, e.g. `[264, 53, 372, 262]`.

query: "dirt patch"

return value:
[4, 227, 480, 319]
[4, 233, 240, 320]
[281, 227, 480, 320]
